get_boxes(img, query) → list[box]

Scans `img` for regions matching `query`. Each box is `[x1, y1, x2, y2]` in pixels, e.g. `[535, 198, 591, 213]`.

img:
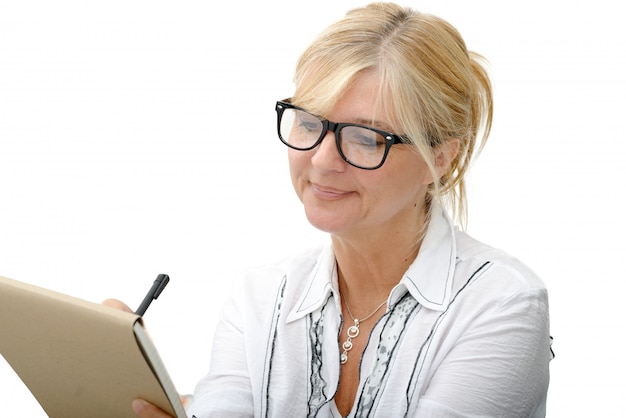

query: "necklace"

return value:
[340, 294, 387, 365]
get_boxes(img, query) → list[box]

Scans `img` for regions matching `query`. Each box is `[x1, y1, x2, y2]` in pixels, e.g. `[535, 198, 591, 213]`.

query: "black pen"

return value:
[135, 274, 170, 316]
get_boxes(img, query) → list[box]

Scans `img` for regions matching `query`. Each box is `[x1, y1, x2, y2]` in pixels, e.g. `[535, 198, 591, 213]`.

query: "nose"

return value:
[310, 131, 346, 171]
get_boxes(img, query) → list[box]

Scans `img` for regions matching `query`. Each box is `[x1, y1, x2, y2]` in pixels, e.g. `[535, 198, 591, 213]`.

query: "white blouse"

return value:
[188, 204, 553, 418]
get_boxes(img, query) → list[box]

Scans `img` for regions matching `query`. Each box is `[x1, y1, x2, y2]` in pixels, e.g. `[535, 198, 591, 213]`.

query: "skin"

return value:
[114, 71, 459, 417]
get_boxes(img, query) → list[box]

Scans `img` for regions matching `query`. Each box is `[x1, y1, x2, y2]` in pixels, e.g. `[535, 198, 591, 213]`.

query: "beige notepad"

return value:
[0, 275, 187, 418]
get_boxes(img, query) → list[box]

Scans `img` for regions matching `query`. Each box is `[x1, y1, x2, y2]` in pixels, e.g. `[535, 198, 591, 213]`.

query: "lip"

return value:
[310, 183, 353, 200]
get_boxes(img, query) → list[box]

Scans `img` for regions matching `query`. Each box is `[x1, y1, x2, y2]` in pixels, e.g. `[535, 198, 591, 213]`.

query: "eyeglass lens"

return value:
[279, 107, 389, 169]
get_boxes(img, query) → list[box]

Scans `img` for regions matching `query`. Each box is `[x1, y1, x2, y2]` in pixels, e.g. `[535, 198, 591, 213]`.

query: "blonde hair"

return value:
[291, 2, 493, 228]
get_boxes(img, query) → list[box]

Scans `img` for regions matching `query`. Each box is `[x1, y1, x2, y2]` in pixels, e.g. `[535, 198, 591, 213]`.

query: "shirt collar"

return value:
[286, 203, 457, 323]
[390, 203, 457, 311]
[286, 245, 339, 323]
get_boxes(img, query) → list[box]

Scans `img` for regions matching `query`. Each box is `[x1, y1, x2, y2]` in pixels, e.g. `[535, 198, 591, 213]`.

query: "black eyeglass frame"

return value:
[275, 99, 408, 170]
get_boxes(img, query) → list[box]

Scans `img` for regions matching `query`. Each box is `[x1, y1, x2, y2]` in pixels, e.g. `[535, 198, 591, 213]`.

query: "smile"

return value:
[311, 183, 353, 200]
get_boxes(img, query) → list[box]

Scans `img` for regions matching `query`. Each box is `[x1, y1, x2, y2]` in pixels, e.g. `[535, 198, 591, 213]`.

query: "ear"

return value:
[424, 138, 460, 184]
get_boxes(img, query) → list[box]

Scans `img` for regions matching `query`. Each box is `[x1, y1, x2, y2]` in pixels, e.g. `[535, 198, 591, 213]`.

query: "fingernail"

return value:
[132, 399, 146, 414]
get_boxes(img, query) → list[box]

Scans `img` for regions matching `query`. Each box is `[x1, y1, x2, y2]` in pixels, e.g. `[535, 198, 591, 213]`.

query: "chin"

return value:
[304, 208, 350, 235]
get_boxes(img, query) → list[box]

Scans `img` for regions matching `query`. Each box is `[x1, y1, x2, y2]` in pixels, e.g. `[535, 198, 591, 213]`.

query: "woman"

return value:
[132, 2, 552, 417]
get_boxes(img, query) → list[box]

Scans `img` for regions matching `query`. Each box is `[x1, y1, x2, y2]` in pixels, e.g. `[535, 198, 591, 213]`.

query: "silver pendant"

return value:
[340, 319, 360, 364]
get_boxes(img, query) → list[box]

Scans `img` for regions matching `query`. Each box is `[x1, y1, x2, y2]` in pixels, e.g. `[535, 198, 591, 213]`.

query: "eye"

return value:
[296, 111, 322, 133]
[343, 126, 386, 148]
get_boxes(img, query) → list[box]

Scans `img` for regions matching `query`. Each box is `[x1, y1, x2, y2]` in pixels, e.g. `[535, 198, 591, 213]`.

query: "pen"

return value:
[135, 274, 170, 316]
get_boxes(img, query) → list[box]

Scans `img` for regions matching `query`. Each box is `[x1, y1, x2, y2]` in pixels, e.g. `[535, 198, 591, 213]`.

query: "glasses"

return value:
[275, 99, 407, 170]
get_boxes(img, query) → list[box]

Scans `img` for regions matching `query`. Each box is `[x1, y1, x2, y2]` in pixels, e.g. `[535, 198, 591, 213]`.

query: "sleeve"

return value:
[414, 286, 552, 418]
[187, 284, 254, 418]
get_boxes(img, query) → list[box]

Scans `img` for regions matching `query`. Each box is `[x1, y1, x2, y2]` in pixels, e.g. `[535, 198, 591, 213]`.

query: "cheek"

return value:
[287, 149, 307, 197]
[415, 165, 434, 186]
[287, 149, 303, 176]
[379, 152, 433, 200]
[401, 150, 434, 186]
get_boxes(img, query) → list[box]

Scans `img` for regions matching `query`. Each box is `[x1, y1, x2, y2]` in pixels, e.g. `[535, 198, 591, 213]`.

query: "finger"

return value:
[132, 399, 174, 418]
[102, 298, 134, 313]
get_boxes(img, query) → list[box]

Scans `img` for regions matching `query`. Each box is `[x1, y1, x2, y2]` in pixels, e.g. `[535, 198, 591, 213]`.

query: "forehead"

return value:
[324, 72, 399, 132]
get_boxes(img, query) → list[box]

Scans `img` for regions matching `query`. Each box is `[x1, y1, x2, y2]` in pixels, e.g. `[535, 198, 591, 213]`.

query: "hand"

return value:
[132, 399, 174, 418]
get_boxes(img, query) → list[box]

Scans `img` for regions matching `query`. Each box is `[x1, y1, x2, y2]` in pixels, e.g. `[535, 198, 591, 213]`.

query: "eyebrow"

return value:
[298, 102, 397, 134]
[351, 117, 396, 133]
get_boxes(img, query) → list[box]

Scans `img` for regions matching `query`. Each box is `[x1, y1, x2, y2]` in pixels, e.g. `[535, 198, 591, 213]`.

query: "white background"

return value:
[1, 1, 624, 416]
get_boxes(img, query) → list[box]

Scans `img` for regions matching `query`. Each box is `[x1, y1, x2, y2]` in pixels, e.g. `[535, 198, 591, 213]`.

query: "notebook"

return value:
[0, 275, 187, 418]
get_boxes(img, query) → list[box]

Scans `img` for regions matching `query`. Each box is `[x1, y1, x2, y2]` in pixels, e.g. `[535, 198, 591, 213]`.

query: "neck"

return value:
[333, 208, 429, 317]
[331, 199, 429, 318]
